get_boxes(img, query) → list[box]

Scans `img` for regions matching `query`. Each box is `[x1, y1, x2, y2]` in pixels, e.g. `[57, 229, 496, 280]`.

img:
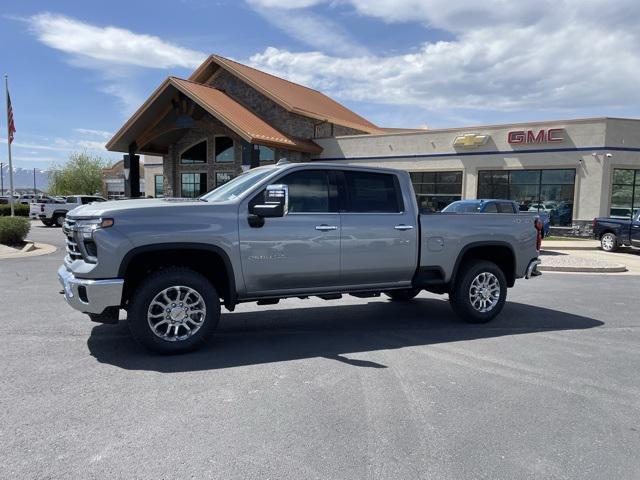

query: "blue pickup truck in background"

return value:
[442, 199, 551, 237]
[593, 209, 640, 251]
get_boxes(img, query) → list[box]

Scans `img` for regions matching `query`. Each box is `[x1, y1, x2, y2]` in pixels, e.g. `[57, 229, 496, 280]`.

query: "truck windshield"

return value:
[200, 168, 275, 202]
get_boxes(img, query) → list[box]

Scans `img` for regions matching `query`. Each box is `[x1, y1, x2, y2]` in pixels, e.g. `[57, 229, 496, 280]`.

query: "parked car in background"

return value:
[442, 199, 551, 237]
[58, 163, 542, 354]
[18, 194, 40, 205]
[34, 195, 106, 226]
[0, 195, 20, 205]
[527, 202, 555, 214]
[592, 209, 640, 251]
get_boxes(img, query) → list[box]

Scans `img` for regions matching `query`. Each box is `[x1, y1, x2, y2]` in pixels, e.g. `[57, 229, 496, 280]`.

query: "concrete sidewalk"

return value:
[541, 239, 600, 250]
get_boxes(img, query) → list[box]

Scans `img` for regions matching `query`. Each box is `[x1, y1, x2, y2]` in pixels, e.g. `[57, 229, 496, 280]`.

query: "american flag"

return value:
[7, 91, 16, 144]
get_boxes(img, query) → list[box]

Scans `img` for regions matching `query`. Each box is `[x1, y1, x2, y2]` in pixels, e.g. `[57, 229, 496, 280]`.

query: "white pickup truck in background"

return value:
[32, 195, 106, 226]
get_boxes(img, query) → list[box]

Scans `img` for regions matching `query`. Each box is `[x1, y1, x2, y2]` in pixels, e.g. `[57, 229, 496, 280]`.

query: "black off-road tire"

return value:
[385, 288, 421, 301]
[127, 267, 220, 354]
[449, 260, 507, 324]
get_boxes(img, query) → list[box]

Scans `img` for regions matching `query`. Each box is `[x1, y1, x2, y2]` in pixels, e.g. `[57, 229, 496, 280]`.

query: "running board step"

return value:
[349, 292, 381, 298]
[257, 298, 280, 305]
[317, 294, 342, 300]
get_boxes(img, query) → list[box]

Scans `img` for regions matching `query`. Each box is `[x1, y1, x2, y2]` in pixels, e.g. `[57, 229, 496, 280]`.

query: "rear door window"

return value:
[483, 202, 499, 213]
[343, 171, 403, 213]
[497, 202, 515, 213]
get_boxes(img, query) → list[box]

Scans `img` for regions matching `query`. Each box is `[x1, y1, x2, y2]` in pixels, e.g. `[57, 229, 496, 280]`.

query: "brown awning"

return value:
[106, 77, 321, 155]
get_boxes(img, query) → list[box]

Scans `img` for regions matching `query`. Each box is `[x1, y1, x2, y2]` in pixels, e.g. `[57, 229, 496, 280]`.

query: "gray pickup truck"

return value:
[58, 163, 542, 354]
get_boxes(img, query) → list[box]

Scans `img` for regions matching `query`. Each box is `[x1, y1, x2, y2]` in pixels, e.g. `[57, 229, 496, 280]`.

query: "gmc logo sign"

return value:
[508, 128, 564, 144]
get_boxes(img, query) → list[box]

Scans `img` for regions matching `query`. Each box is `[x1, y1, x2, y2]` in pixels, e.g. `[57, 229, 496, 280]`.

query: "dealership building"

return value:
[107, 54, 640, 235]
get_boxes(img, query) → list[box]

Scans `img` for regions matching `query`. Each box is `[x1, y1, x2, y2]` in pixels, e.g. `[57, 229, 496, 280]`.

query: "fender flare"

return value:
[117, 242, 237, 308]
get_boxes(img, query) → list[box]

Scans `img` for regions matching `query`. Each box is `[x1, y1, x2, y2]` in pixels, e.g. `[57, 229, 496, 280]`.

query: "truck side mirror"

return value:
[250, 184, 288, 218]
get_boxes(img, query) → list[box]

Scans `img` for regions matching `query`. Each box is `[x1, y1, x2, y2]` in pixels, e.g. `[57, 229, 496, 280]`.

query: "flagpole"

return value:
[5, 74, 14, 216]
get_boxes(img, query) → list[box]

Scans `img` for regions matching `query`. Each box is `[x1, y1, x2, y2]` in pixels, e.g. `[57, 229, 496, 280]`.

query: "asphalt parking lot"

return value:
[2, 221, 640, 479]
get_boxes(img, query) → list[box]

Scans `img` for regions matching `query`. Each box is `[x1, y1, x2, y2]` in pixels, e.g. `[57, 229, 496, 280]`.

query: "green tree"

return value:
[48, 151, 106, 196]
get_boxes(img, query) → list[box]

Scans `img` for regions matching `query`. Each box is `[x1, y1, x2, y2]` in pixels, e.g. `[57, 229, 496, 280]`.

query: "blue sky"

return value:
[1, 0, 640, 169]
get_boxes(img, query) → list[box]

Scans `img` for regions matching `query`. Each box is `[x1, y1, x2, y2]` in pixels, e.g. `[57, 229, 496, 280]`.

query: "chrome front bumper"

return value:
[525, 259, 542, 279]
[57, 266, 124, 314]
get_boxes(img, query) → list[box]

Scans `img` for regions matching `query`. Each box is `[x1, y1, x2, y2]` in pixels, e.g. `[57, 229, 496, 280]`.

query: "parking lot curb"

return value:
[538, 264, 627, 273]
[541, 243, 600, 251]
[0, 242, 57, 260]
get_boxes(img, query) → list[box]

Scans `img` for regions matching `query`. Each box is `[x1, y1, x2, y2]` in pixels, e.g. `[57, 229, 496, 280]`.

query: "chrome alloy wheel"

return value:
[468, 272, 501, 313]
[601, 233, 615, 251]
[147, 285, 206, 342]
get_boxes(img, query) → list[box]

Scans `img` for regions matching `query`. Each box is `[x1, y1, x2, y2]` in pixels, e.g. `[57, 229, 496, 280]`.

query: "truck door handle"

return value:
[315, 224, 338, 231]
[394, 224, 414, 231]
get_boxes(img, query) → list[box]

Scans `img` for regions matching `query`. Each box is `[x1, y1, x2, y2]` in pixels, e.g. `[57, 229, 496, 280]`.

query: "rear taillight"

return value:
[592, 218, 596, 229]
[40, 204, 44, 212]
[534, 218, 543, 251]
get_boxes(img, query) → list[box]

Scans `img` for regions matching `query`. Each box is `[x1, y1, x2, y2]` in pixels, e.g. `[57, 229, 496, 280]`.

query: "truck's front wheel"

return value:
[449, 260, 507, 324]
[127, 268, 220, 354]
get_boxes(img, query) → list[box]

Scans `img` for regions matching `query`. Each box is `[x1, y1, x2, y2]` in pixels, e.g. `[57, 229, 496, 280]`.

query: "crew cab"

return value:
[442, 199, 551, 237]
[34, 195, 105, 227]
[58, 163, 542, 354]
[593, 210, 640, 251]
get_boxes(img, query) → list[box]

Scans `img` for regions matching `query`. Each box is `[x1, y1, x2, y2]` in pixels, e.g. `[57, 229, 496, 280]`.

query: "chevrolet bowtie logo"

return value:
[453, 133, 490, 148]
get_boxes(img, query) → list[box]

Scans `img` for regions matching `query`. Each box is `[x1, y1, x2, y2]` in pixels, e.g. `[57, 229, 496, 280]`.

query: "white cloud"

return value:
[27, 12, 207, 69]
[246, 0, 325, 9]
[247, 2, 368, 56]
[73, 128, 113, 139]
[23, 13, 208, 113]
[246, 0, 640, 118]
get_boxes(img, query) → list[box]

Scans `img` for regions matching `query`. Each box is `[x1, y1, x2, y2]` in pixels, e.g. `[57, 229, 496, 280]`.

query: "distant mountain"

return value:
[0, 164, 49, 192]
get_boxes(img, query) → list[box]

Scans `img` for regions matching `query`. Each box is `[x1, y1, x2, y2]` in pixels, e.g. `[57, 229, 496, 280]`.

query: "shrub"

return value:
[0, 216, 31, 245]
[0, 204, 29, 217]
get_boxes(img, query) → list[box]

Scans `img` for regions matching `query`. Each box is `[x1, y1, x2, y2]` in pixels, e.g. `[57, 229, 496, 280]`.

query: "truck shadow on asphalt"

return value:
[87, 298, 603, 372]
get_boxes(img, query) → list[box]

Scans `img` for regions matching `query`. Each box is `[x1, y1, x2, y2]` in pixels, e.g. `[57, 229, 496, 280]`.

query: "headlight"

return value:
[74, 218, 114, 264]
[76, 218, 114, 240]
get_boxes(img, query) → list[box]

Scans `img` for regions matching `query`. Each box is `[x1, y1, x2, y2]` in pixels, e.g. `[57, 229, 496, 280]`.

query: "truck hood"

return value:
[68, 198, 206, 218]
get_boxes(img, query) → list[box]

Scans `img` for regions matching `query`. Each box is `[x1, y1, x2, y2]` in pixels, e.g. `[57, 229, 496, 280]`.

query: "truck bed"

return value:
[418, 212, 538, 283]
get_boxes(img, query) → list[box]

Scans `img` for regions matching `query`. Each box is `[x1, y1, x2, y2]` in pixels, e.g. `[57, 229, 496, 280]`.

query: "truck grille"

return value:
[63, 218, 83, 261]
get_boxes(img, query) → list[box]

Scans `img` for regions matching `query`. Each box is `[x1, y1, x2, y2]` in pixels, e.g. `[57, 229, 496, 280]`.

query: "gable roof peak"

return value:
[189, 53, 381, 134]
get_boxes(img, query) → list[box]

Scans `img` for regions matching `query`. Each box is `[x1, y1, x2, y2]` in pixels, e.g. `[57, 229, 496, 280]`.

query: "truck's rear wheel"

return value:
[449, 260, 507, 323]
[600, 232, 618, 252]
[385, 288, 421, 301]
[53, 213, 65, 227]
[127, 267, 220, 354]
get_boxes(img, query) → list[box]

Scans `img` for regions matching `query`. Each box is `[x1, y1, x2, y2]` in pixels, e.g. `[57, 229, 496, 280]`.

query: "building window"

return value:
[181, 173, 207, 198]
[215, 136, 234, 163]
[610, 168, 640, 218]
[478, 169, 575, 226]
[257, 145, 275, 162]
[409, 171, 463, 213]
[154, 175, 164, 198]
[181, 140, 207, 164]
[215, 172, 234, 187]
